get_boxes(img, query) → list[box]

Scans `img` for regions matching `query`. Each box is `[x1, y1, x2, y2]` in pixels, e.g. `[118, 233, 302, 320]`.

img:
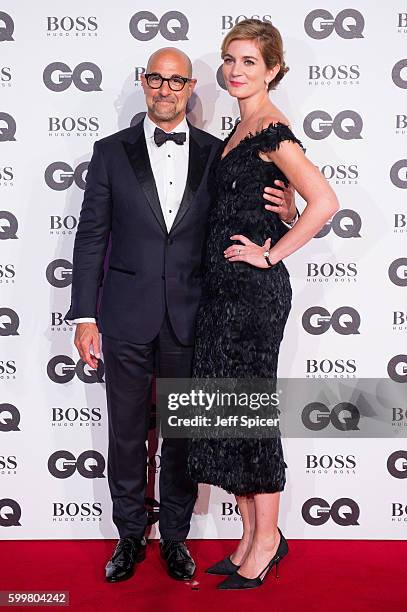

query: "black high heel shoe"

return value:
[217, 527, 288, 590]
[205, 556, 240, 575]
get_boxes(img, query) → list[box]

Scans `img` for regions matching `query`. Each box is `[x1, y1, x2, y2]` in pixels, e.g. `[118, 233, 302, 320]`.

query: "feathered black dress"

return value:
[187, 122, 305, 496]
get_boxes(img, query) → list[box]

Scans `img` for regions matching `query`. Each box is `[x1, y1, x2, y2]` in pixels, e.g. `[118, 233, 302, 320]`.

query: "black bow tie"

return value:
[154, 127, 186, 147]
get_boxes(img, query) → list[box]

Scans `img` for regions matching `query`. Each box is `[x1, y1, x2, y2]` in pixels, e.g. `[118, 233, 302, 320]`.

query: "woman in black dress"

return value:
[188, 20, 339, 590]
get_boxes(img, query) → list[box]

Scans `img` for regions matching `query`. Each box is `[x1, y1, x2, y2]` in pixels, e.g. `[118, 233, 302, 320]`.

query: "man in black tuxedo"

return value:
[67, 47, 298, 583]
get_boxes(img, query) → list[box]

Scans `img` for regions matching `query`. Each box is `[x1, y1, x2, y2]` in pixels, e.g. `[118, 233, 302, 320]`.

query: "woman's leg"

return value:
[229, 495, 256, 564]
[237, 491, 281, 578]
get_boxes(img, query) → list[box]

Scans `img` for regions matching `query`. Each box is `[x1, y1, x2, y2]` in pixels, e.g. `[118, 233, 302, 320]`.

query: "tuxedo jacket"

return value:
[66, 119, 221, 345]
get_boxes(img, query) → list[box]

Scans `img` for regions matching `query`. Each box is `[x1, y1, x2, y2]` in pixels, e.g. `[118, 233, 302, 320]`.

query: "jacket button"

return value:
[167, 238, 173, 245]
[161, 275, 165, 280]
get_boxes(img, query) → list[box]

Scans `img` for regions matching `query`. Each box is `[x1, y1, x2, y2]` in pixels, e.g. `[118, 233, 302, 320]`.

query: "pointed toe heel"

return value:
[205, 555, 240, 575]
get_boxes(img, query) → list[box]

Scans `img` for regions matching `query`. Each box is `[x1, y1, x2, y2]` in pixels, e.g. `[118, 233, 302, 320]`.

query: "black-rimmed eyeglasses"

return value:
[145, 72, 192, 91]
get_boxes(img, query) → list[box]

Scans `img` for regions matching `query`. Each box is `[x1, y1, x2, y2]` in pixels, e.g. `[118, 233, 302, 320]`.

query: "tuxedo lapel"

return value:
[170, 126, 211, 233]
[122, 127, 167, 234]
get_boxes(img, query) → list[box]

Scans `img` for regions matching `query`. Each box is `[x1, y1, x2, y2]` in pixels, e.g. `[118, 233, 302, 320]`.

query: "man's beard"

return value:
[149, 97, 180, 122]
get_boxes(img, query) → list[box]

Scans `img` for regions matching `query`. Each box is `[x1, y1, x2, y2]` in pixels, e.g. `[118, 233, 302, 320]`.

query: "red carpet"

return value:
[0, 539, 406, 611]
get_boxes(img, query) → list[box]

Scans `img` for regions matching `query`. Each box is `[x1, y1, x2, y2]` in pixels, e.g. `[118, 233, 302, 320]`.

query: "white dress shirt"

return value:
[73, 116, 297, 324]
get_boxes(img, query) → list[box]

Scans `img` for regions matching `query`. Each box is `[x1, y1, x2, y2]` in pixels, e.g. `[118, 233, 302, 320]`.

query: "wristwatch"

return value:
[263, 249, 275, 267]
[284, 207, 299, 227]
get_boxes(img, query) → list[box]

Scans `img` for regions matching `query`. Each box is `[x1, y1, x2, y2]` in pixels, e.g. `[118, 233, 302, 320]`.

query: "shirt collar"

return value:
[144, 113, 189, 142]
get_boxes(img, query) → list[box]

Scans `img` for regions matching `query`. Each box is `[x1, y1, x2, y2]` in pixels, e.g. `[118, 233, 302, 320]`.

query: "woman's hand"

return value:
[263, 180, 296, 223]
[224, 235, 273, 268]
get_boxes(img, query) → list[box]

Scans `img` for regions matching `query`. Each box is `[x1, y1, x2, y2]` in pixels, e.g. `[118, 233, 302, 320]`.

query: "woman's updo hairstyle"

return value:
[221, 19, 289, 90]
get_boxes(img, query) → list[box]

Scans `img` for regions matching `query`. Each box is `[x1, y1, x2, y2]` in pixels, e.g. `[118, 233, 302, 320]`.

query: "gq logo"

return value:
[302, 306, 360, 335]
[44, 162, 88, 191]
[390, 160, 407, 189]
[387, 355, 407, 383]
[302, 498, 360, 526]
[47, 355, 105, 384]
[129, 11, 189, 41]
[0, 499, 21, 527]
[0, 211, 18, 240]
[387, 451, 407, 479]
[304, 9, 364, 39]
[315, 209, 361, 239]
[43, 62, 102, 92]
[0, 308, 19, 336]
[392, 60, 407, 89]
[388, 258, 407, 287]
[0, 112, 16, 142]
[0, 403, 20, 432]
[0, 12, 14, 42]
[46, 259, 72, 288]
[48, 450, 105, 479]
[304, 111, 363, 140]
[302, 402, 360, 431]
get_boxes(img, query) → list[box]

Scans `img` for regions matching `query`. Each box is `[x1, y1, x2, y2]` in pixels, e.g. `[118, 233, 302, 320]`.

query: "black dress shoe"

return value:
[105, 536, 147, 583]
[159, 540, 196, 581]
[205, 556, 240, 575]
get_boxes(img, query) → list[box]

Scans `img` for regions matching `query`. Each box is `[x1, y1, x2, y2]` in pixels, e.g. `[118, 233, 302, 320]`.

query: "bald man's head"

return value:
[146, 47, 192, 78]
[141, 47, 196, 129]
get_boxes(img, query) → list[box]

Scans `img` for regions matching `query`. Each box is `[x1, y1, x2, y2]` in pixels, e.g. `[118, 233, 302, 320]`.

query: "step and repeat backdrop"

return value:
[1, 1, 406, 540]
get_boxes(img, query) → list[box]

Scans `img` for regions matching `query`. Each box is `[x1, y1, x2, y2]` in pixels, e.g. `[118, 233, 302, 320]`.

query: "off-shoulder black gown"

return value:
[187, 122, 305, 496]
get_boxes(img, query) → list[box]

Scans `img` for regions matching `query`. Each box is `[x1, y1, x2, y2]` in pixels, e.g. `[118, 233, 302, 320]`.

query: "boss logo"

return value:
[393, 312, 407, 327]
[0, 455, 17, 471]
[44, 162, 88, 191]
[52, 502, 102, 519]
[319, 164, 358, 183]
[306, 454, 356, 470]
[46, 16, 98, 33]
[304, 9, 364, 39]
[306, 359, 357, 376]
[0, 12, 14, 42]
[0, 166, 13, 181]
[302, 402, 360, 431]
[47, 355, 105, 384]
[0, 499, 21, 527]
[387, 451, 407, 479]
[387, 355, 407, 383]
[221, 502, 242, 520]
[51, 313, 72, 328]
[48, 450, 105, 479]
[392, 60, 407, 89]
[302, 306, 360, 335]
[50, 216, 78, 234]
[0, 211, 18, 240]
[390, 160, 407, 189]
[52, 407, 102, 424]
[48, 117, 99, 134]
[396, 115, 407, 130]
[1, 66, 11, 82]
[221, 14, 272, 30]
[129, 11, 189, 41]
[304, 110, 363, 140]
[307, 262, 357, 282]
[0, 361, 17, 377]
[308, 64, 360, 82]
[302, 498, 360, 526]
[43, 62, 102, 92]
[0, 112, 16, 142]
[315, 209, 361, 239]
[0, 264, 15, 282]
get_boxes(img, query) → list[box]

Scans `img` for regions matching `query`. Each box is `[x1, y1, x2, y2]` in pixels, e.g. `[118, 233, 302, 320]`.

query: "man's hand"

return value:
[263, 180, 296, 223]
[74, 322, 101, 369]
